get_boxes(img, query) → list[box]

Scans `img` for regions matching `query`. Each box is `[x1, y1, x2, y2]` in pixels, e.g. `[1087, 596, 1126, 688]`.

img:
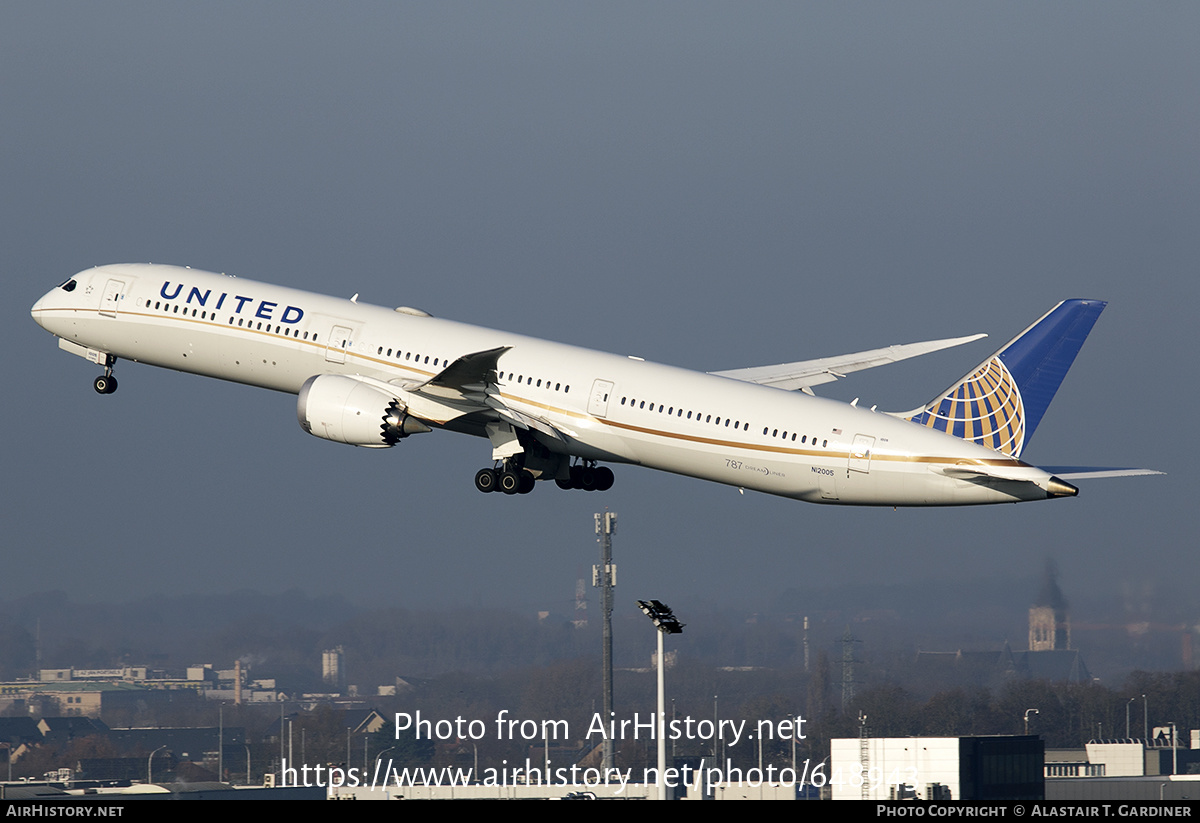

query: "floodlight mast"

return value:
[638, 599, 684, 800]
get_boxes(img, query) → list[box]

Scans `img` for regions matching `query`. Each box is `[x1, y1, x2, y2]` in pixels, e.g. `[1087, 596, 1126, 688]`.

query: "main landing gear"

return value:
[474, 465, 536, 495]
[473, 460, 615, 495]
[556, 463, 614, 492]
[93, 361, 118, 395]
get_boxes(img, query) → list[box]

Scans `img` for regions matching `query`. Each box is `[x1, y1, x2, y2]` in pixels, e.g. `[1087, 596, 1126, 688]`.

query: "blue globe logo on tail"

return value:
[906, 356, 1026, 457]
[901, 299, 1107, 459]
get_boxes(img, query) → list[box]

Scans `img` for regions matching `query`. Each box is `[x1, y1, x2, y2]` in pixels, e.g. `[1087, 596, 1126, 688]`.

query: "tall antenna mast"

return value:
[594, 511, 617, 773]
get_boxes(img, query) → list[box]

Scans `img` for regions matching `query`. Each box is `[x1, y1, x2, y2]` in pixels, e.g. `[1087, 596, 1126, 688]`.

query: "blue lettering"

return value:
[215, 293, 227, 310]
[281, 305, 304, 324]
[160, 281, 183, 300]
[256, 300, 277, 320]
[232, 295, 253, 313]
[187, 287, 211, 306]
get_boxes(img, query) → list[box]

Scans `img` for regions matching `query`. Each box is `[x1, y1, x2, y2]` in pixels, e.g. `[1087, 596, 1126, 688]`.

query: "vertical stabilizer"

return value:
[898, 300, 1106, 458]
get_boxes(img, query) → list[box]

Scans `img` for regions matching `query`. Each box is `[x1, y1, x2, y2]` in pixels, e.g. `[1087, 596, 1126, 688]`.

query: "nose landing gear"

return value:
[93, 359, 118, 394]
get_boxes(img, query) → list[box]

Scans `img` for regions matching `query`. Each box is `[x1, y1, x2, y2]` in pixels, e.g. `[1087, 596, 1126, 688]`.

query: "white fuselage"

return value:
[32, 264, 1064, 506]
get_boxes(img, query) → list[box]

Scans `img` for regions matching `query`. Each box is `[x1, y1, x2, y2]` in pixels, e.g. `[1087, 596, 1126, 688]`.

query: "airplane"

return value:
[31, 264, 1157, 506]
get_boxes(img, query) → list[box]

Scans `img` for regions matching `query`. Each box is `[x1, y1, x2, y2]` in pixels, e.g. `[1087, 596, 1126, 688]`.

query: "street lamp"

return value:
[148, 745, 168, 784]
[1024, 708, 1039, 736]
[637, 599, 684, 801]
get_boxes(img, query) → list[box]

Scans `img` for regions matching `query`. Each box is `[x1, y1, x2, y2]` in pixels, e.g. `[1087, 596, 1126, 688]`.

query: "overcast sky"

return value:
[2, 3, 1195, 618]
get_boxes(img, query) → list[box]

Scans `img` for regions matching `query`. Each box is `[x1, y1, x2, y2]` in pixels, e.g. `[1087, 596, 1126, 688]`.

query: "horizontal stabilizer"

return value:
[941, 463, 1079, 498]
[1037, 466, 1164, 480]
[711, 334, 987, 392]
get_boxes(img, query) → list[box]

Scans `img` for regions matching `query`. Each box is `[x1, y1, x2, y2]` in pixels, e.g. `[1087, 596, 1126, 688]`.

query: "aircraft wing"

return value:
[407, 345, 510, 402]
[710, 334, 987, 393]
[391, 345, 571, 442]
[491, 405, 571, 442]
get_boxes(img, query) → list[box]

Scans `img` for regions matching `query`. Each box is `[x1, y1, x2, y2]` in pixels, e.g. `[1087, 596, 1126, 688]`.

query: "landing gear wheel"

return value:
[595, 466, 614, 491]
[93, 375, 117, 394]
[517, 471, 536, 494]
[555, 477, 574, 490]
[474, 468, 498, 493]
[578, 466, 597, 491]
[499, 469, 523, 495]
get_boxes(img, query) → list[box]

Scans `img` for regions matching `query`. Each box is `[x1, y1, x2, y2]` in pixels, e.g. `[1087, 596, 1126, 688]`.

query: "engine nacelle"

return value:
[297, 374, 430, 447]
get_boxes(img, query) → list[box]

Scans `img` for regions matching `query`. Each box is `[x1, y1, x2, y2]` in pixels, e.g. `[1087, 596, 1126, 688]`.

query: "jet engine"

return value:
[297, 374, 430, 447]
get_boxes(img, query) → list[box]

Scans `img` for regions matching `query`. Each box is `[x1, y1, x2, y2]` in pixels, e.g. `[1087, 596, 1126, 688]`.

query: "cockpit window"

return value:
[58, 279, 77, 292]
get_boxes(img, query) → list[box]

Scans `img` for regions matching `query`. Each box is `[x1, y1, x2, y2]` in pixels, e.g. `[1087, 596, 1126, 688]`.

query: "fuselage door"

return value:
[849, 434, 875, 474]
[99, 279, 126, 318]
[588, 379, 615, 418]
[325, 325, 353, 365]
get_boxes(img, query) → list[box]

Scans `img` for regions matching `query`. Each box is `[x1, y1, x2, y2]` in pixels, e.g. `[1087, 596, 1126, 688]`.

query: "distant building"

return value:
[913, 559, 1089, 688]
[1030, 559, 1071, 652]
[1044, 734, 1200, 801]
[830, 736, 1044, 801]
[322, 647, 346, 694]
[914, 641, 1090, 690]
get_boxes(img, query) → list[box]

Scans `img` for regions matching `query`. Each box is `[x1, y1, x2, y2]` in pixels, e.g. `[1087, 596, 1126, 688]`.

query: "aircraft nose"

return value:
[31, 292, 47, 328]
